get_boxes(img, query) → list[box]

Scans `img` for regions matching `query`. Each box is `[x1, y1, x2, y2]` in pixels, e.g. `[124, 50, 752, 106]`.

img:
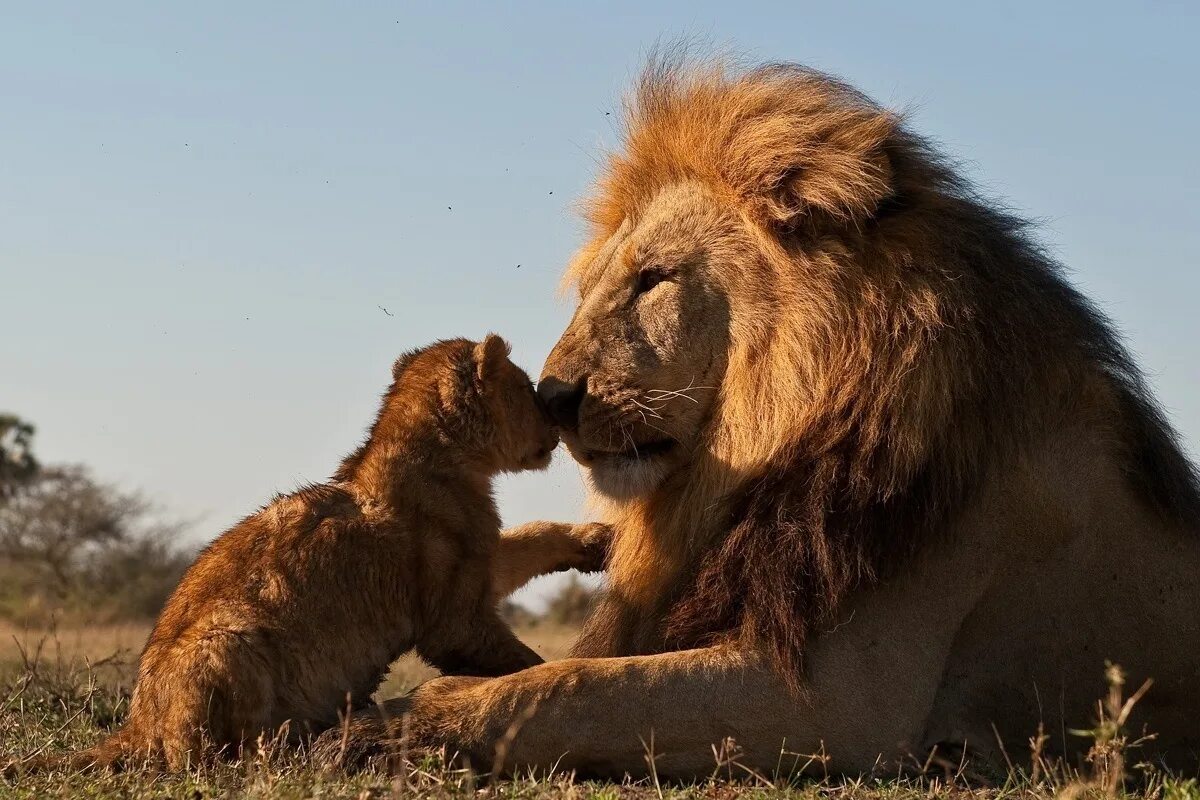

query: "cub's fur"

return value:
[36, 335, 564, 771]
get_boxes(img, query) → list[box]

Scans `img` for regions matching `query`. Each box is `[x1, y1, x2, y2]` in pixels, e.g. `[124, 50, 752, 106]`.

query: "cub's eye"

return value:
[634, 266, 671, 297]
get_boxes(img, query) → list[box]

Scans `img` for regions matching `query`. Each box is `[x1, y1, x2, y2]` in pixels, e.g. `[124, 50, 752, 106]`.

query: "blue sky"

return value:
[3, 2, 1197, 605]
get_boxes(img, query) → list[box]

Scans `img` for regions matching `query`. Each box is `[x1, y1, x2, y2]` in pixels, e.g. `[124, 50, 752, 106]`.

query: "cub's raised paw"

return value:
[570, 522, 613, 573]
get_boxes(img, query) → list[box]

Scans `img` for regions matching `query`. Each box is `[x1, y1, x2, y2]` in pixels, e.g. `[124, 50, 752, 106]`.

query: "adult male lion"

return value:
[336, 59, 1200, 776]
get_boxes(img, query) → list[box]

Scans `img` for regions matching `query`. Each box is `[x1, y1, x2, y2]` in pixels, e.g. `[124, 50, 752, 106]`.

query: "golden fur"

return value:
[16, 336, 608, 773]
[322, 56, 1200, 776]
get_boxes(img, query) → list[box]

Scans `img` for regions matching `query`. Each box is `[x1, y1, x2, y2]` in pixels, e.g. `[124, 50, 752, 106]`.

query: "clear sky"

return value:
[3, 2, 1198, 606]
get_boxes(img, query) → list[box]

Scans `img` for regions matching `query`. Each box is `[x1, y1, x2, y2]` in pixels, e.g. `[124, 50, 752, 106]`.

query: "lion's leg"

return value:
[326, 643, 936, 779]
[491, 521, 610, 601]
[416, 647, 801, 778]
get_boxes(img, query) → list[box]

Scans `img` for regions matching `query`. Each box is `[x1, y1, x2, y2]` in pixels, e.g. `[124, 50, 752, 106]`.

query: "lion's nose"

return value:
[537, 376, 586, 431]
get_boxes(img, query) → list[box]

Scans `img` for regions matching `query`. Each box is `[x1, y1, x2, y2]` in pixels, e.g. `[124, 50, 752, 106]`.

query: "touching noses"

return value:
[537, 376, 586, 431]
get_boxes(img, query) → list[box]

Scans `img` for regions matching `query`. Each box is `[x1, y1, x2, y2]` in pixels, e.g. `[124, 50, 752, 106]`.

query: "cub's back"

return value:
[131, 482, 437, 732]
[138, 486, 415, 694]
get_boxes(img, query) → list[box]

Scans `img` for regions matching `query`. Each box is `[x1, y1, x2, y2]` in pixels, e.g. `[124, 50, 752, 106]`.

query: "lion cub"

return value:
[55, 336, 576, 771]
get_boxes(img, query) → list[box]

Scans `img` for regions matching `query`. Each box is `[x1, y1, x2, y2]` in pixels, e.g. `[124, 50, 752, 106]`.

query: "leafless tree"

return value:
[0, 414, 38, 502]
[0, 464, 191, 621]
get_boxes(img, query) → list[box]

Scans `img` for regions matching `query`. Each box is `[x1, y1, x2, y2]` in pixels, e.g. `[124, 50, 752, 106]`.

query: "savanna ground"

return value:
[3, 619, 1198, 800]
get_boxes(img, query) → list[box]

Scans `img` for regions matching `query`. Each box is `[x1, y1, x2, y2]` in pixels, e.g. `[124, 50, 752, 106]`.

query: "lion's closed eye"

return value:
[634, 266, 672, 297]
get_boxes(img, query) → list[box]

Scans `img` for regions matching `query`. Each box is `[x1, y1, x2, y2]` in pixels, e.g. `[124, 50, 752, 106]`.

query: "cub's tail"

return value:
[3, 726, 157, 778]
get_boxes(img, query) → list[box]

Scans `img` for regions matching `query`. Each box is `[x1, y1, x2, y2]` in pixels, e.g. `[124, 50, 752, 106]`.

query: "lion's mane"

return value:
[572, 57, 1200, 689]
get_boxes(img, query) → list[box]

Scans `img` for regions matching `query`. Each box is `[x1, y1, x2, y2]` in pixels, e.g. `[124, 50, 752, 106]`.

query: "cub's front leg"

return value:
[491, 521, 611, 601]
[417, 611, 542, 678]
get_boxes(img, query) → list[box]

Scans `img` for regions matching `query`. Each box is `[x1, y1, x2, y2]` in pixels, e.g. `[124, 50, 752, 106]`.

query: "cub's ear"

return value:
[473, 333, 511, 382]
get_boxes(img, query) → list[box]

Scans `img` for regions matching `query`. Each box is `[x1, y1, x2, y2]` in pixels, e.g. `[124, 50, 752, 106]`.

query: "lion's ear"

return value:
[751, 111, 896, 228]
[472, 333, 511, 383]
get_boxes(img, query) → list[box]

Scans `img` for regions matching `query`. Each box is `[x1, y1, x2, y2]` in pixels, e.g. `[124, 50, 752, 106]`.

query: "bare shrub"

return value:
[542, 574, 603, 626]
[0, 465, 191, 624]
[0, 414, 38, 502]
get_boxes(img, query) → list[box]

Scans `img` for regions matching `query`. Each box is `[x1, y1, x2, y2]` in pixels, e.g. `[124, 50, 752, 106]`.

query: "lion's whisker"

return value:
[645, 389, 702, 404]
[644, 377, 716, 405]
[621, 426, 640, 459]
[631, 399, 665, 419]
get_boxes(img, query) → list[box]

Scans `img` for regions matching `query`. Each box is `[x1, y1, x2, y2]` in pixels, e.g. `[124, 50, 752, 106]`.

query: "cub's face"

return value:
[473, 335, 560, 473]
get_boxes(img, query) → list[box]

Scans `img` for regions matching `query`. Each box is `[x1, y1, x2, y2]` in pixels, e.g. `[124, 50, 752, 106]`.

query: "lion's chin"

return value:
[570, 440, 678, 500]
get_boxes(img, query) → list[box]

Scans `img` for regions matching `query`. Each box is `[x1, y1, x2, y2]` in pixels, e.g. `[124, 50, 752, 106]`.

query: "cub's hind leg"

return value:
[157, 631, 274, 769]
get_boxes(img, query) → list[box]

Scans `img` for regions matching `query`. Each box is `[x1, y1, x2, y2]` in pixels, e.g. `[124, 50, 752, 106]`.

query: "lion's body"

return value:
[22, 338, 613, 774]
[328, 59, 1200, 777]
[920, 436, 1200, 769]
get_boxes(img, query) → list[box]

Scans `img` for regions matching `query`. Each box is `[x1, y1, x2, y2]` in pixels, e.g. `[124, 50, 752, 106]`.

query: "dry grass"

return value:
[0, 620, 149, 675]
[0, 618, 581, 699]
[1, 623, 1197, 799]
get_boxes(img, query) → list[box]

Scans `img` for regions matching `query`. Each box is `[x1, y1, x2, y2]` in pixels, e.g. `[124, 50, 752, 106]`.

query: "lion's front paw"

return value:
[312, 720, 384, 772]
[312, 698, 415, 772]
[314, 677, 491, 773]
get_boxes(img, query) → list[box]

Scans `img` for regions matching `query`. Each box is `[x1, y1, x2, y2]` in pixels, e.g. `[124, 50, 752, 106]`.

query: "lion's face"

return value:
[540, 182, 755, 498]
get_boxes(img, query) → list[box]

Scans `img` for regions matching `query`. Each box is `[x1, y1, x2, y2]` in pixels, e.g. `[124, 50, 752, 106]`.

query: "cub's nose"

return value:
[537, 376, 586, 431]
